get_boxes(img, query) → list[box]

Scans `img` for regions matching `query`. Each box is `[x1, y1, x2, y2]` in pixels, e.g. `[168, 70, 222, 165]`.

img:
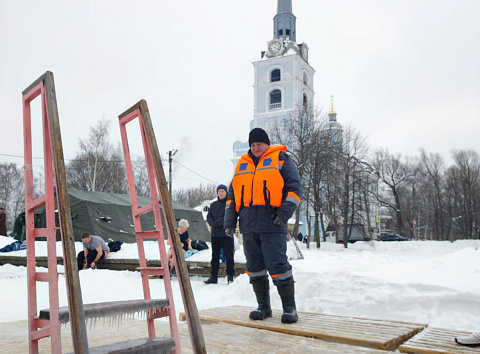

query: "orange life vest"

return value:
[232, 145, 286, 212]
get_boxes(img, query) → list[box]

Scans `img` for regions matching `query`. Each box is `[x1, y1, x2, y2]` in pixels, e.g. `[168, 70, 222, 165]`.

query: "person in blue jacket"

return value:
[224, 128, 302, 323]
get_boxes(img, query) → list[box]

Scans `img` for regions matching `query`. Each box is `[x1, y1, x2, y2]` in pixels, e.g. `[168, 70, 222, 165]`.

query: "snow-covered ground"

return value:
[0, 235, 479, 333]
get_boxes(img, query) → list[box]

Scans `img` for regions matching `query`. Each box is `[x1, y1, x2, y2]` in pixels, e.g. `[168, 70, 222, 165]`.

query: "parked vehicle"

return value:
[379, 234, 409, 242]
[337, 224, 370, 243]
[325, 231, 336, 243]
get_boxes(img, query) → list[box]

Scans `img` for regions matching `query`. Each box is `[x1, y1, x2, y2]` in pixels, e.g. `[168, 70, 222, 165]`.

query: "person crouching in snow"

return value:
[224, 128, 302, 324]
[166, 219, 193, 272]
[77, 233, 110, 270]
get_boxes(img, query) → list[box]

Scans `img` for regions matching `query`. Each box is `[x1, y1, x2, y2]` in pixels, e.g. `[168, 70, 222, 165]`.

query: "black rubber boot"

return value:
[277, 282, 298, 323]
[204, 276, 217, 284]
[227, 275, 234, 284]
[249, 281, 272, 320]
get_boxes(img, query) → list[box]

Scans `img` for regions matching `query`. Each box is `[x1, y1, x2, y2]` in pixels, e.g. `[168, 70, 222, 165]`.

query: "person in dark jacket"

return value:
[11, 211, 25, 241]
[0, 208, 7, 237]
[224, 128, 302, 324]
[204, 184, 235, 284]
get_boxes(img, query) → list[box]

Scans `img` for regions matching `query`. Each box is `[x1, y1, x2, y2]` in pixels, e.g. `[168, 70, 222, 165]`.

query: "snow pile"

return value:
[1, 235, 479, 332]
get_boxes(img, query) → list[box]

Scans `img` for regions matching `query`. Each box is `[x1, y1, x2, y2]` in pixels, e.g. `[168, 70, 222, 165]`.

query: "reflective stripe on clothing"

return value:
[245, 269, 268, 278]
[286, 192, 301, 206]
[243, 231, 293, 286]
[269, 268, 293, 281]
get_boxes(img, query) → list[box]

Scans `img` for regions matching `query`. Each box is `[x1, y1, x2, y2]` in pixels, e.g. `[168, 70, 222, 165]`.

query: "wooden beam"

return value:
[135, 99, 206, 354]
[0, 255, 246, 276]
[44, 71, 89, 352]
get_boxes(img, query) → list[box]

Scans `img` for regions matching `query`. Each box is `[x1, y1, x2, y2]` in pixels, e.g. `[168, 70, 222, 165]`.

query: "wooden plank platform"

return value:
[0, 319, 388, 353]
[194, 305, 428, 351]
[399, 327, 480, 354]
[0, 255, 245, 276]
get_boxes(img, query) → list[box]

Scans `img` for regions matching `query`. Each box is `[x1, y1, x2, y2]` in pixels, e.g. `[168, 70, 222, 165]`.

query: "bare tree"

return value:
[445, 149, 480, 239]
[335, 125, 370, 248]
[67, 119, 127, 193]
[372, 148, 416, 236]
[419, 149, 447, 239]
[402, 161, 424, 239]
[131, 155, 151, 197]
[172, 183, 216, 208]
[269, 104, 319, 243]
[0, 163, 25, 228]
[305, 114, 339, 248]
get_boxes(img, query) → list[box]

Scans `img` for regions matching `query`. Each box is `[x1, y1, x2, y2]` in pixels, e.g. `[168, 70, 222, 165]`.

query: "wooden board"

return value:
[399, 327, 480, 354]
[0, 319, 387, 353]
[0, 255, 245, 275]
[195, 305, 428, 351]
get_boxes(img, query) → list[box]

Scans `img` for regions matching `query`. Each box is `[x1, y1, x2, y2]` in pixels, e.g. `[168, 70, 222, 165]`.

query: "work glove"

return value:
[273, 216, 286, 226]
[225, 227, 235, 237]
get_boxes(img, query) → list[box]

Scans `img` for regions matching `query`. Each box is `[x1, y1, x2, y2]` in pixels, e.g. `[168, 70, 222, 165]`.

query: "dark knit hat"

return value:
[248, 128, 270, 146]
[217, 184, 228, 193]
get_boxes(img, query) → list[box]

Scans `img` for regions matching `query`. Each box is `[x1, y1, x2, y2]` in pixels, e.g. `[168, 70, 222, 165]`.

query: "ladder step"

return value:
[30, 326, 51, 341]
[136, 231, 161, 240]
[134, 203, 154, 217]
[39, 299, 170, 323]
[33, 228, 47, 238]
[27, 195, 46, 212]
[36, 272, 51, 282]
[137, 267, 165, 276]
[32, 227, 60, 238]
[68, 337, 176, 354]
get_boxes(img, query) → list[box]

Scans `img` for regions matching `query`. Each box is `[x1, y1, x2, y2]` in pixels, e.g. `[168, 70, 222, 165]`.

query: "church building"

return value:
[232, 0, 315, 166]
[232, 0, 345, 235]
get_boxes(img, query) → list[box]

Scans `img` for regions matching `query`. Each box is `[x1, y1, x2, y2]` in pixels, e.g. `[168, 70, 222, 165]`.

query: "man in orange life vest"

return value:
[224, 128, 302, 323]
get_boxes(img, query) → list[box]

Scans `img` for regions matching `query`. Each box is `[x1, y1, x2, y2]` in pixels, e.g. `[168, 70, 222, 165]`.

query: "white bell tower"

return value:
[232, 0, 315, 166]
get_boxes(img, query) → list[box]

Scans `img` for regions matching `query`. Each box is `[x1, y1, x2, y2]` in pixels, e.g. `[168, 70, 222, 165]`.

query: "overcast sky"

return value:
[1, 0, 479, 190]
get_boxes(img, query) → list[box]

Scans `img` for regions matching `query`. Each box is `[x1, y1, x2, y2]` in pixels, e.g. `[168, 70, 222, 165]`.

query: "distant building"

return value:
[232, 0, 314, 168]
[232, 0, 316, 235]
[231, 1, 379, 239]
[324, 95, 343, 151]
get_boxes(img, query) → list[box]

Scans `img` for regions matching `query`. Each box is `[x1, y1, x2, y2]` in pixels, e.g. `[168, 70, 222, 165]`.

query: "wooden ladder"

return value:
[23, 71, 89, 354]
[118, 99, 206, 354]
[23, 72, 203, 353]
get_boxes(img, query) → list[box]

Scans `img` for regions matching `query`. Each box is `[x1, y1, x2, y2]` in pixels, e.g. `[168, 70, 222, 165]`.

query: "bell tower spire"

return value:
[274, 0, 296, 42]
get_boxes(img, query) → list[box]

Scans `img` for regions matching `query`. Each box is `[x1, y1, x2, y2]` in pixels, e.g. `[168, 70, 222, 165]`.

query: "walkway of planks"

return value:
[399, 327, 480, 354]
[2, 307, 479, 353]
[194, 305, 428, 351]
[0, 318, 386, 353]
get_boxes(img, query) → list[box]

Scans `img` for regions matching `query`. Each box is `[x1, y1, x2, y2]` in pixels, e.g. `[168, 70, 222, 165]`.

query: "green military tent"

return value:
[35, 189, 210, 243]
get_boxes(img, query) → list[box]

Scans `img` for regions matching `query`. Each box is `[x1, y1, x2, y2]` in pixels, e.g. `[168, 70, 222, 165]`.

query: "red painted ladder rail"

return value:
[23, 72, 182, 353]
[118, 99, 206, 354]
[23, 71, 89, 354]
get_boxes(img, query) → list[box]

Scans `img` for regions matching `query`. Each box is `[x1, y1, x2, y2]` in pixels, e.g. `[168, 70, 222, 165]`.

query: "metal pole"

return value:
[169, 151, 172, 195]
[168, 149, 177, 196]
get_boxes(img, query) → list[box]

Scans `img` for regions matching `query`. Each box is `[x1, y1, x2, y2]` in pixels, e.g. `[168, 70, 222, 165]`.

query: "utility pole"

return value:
[168, 149, 178, 196]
